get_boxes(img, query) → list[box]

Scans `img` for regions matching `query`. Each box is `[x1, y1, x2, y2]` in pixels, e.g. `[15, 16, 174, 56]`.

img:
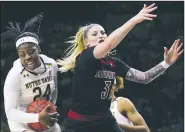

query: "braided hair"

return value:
[1, 12, 44, 48]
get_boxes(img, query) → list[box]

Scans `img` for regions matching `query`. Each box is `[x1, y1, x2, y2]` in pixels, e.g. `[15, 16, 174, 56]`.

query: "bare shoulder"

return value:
[117, 97, 135, 113]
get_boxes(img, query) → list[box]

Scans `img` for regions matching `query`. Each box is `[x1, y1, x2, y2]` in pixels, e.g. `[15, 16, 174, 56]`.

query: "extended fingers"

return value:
[178, 49, 184, 56]
[177, 43, 183, 52]
[143, 17, 153, 21]
[143, 13, 157, 18]
[146, 3, 156, 9]
[145, 6, 158, 13]
[170, 39, 178, 50]
[169, 39, 183, 57]
[174, 39, 181, 50]
[140, 3, 158, 15]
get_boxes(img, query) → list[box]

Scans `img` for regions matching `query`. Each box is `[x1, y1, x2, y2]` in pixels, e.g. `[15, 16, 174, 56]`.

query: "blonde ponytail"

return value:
[57, 27, 86, 72]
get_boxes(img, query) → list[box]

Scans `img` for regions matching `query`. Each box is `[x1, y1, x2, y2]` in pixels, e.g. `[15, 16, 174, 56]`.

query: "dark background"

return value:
[1, 1, 184, 132]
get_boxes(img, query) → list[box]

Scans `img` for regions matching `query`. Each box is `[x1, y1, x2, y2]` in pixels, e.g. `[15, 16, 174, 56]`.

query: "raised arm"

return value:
[118, 98, 150, 132]
[125, 39, 183, 84]
[94, 3, 158, 59]
[125, 63, 166, 84]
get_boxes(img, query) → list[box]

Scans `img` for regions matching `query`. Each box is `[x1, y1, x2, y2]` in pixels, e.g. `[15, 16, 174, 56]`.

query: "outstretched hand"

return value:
[132, 3, 158, 24]
[164, 39, 184, 65]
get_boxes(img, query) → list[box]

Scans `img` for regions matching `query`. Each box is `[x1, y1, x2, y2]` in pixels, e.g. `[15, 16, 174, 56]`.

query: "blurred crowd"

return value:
[1, 1, 184, 132]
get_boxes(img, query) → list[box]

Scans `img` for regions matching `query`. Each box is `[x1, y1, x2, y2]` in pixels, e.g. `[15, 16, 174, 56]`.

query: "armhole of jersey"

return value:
[112, 98, 120, 115]
[117, 97, 129, 118]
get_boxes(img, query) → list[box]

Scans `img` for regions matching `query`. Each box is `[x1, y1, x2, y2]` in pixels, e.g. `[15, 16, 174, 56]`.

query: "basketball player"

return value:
[2, 13, 61, 132]
[110, 76, 150, 132]
[58, 3, 183, 132]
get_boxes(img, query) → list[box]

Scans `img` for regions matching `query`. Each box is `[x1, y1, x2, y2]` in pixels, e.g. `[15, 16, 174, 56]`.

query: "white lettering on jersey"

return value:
[25, 76, 53, 89]
[95, 70, 115, 79]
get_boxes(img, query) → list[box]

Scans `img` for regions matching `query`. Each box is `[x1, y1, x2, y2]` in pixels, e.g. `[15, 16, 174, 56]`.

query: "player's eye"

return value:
[101, 31, 106, 35]
[27, 49, 35, 55]
[92, 31, 98, 36]
[92, 33, 97, 36]
[19, 53, 25, 58]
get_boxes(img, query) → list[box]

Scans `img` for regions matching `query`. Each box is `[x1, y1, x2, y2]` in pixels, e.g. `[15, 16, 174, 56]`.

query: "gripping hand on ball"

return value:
[39, 105, 58, 127]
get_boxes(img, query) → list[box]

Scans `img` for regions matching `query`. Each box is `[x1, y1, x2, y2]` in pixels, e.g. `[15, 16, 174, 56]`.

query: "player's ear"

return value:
[37, 46, 41, 53]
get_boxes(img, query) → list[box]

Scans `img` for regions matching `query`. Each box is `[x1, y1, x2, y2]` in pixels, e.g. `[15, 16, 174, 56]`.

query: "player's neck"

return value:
[111, 95, 116, 102]
[35, 58, 42, 69]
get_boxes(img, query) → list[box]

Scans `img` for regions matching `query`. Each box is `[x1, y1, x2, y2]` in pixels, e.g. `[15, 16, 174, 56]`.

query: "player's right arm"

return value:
[118, 98, 150, 132]
[93, 3, 157, 59]
[4, 67, 40, 123]
[4, 67, 58, 126]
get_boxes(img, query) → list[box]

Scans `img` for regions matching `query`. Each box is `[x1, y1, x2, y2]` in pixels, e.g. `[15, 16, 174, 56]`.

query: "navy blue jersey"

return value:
[71, 47, 130, 115]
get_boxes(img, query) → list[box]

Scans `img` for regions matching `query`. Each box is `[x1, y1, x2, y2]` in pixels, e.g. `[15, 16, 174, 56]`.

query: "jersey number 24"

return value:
[33, 84, 51, 101]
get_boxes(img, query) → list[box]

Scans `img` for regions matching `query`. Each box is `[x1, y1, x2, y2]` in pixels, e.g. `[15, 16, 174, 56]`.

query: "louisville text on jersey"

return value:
[95, 70, 115, 80]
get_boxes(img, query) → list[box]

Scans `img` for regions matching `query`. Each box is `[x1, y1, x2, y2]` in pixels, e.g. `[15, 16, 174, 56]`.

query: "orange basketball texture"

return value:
[26, 99, 56, 131]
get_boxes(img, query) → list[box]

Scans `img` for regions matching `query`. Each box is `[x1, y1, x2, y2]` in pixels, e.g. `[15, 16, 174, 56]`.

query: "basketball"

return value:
[26, 99, 56, 131]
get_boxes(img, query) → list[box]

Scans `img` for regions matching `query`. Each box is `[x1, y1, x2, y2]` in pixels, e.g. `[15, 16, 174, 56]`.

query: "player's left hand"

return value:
[39, 105, 59, 127]
[164, 39, 184, 65]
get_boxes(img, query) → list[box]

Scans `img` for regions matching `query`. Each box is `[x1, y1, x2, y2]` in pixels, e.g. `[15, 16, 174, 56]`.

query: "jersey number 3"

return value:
[33, 84, 51, 101]
[101, 81, 111, 99]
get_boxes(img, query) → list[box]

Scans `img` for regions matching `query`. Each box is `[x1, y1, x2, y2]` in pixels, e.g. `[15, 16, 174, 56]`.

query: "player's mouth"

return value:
[26, 61, 35, 69]
[99, 39, 104, 43]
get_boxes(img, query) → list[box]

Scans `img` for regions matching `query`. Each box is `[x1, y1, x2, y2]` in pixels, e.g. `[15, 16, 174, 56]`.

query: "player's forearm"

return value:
[94, 18, 137, 59]
[51, 72, 58, 105]
[6, 108, 39, 123]
[119, 124, 150, 132]
[50, 88, 58, 105]
[4, 68, 39, 124]
[107, 18, 137, 49]
[125, 61, 169, 84]
[4, 88, 39, 123]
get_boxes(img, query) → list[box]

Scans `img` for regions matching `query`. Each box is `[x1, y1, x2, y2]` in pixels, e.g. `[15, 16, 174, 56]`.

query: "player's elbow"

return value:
[5, 108, 15, 121]
[5, 109, 11, 120]
[5, 111, 12, 121]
